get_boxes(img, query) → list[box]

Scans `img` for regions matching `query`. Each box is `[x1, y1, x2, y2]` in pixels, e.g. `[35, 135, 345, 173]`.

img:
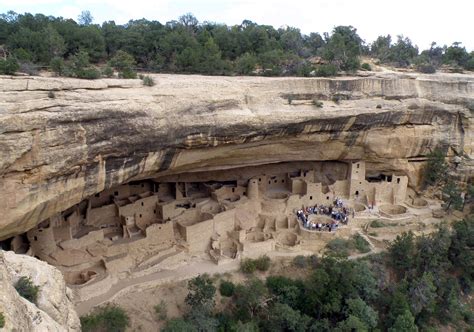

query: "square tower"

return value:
[349, 161, 367, 200]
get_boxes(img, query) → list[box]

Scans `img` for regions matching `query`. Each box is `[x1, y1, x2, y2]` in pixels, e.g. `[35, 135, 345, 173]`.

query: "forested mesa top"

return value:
[0, 10, 473, 78]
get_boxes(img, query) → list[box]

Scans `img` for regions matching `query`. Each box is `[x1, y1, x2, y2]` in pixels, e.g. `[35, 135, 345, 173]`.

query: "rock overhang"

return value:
[0, 72, 473, 240]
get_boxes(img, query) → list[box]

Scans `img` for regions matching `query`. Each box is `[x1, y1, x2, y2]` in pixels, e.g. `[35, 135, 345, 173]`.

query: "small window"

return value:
[141, 202, 144, 206]
[359, 182, 362, 184]
[397, 178, 400, 184]
[154, 209, 156, 214]
[310, 196, 313, 200]
[38, 229, 43, 233]
[282, 180, 285, 183]
[274, 180, 277, 183]
[326, 196, 329, 200]
[34, 236, 38, 241]
[139, 214, 142, 218]
[259, 178, 261, 182]
[268, 181, 271, 184]
[95, 193, 100, 197]
[355, 190, 359, 196]
[232, 188, 235, 192]
[357, 163, 360, 169]
[114, 191, 119, 196]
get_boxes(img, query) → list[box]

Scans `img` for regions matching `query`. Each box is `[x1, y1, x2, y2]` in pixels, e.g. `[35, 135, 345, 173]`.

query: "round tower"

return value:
[247, 178, 259, 200]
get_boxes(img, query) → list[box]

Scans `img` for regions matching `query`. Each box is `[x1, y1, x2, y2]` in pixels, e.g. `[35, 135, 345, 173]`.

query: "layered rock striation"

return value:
[0, 72, 473, 239]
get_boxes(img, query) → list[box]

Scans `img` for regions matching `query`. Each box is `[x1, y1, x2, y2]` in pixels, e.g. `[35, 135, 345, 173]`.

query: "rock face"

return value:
[0, 73, 473, 239]
[0, 250, 81, 331]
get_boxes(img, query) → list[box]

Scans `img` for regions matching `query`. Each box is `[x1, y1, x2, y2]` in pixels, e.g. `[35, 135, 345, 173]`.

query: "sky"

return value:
[0, 0, 473, 51]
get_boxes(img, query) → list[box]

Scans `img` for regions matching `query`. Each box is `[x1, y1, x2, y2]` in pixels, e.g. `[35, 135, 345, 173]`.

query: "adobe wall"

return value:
[290, 178, 305, 194]
[53, 223, 72, 243]
[213, 209, 236, 236]
[59, 230, 104, 250]
[104, 254, 134, 274]
[145, 223, 174, 246]
[157, 201, 186, 221]
[86, 204, 117, 228]
[393, 175, 408, 204]
[27, 225, 57, 256]
[242, 239, 275, 258]
[265, 174, 289, 192]
[330, 180, 350, 198]
[118, 195, 159, 230]
[65, 210, 82, 237]
[179, 217, 214, 252]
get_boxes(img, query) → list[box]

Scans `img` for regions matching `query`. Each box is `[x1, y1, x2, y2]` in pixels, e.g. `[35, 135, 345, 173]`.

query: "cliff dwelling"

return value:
[0, 71, 472, 326]
[1, 159, 424, 295]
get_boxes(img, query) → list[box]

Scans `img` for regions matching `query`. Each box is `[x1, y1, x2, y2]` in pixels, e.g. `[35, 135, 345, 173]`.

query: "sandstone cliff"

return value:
[0, 250, 80, 331]
[0, 72, 473, 239]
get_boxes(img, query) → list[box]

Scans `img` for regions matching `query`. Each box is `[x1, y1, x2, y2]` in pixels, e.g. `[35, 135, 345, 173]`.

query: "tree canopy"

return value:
[0, 10, 473, 77]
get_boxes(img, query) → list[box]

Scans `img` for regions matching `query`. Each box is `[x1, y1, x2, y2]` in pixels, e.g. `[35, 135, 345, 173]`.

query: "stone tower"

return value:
[247, 178, 259, 200]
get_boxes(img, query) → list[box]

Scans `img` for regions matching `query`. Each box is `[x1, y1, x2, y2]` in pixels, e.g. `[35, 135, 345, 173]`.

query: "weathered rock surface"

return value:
[0, 73, 473, 239]
[0, 250, 81, 331]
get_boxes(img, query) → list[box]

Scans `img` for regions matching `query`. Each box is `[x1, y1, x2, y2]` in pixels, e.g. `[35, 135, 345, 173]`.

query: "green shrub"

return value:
[80, 305, 129, 332]
[315, 64, 338, 77]
[370, 220, 385, 228]
[219, 280, 235, 297]
[308, 254, 319, 269]
[240, 258, 257, 274]
[102, 65, 114, 78]
[0, 57, 19, 75]
[326, 238, 352, 257]
[254, 255, 271, 271]
[50, 57, 65, 76]
[15, 276, 40, 304]
[416, 63, 436, 74]
[110, 50, 137, 79]
[162, 318, 197, 332]
[154, 300, 167, 321]
[0, 312, 4, 328]
[360, 62, 372, 71]
[423, 148, 447, 187]
[293, 255, 307, 268]
[119, 68, 137, 79]
[312, 98, 323, 108]
[76, 67, 101, 80]
[353, 233, 371, 253]
[142, 75, 155, 86]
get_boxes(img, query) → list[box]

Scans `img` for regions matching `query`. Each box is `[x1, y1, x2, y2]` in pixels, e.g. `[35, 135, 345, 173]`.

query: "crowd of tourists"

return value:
[296, 198, 354, 232]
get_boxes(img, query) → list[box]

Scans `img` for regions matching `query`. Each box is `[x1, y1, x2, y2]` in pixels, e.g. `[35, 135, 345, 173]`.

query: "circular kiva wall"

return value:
[351, 203, 366, 212]
[265, 192, 289, 200]
[224, 194, 240, 203]
[411, 197, 428, 207]
[276, 231, 298, 246]
[246, 231, 270, 242]
[379, 204, 407, 215]
[64, 270, 98, 285]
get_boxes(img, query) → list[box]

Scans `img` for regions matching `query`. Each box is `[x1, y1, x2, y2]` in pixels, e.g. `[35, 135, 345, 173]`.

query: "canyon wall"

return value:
[0, 250, 80, 331]
[0, 72, 473, 239]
